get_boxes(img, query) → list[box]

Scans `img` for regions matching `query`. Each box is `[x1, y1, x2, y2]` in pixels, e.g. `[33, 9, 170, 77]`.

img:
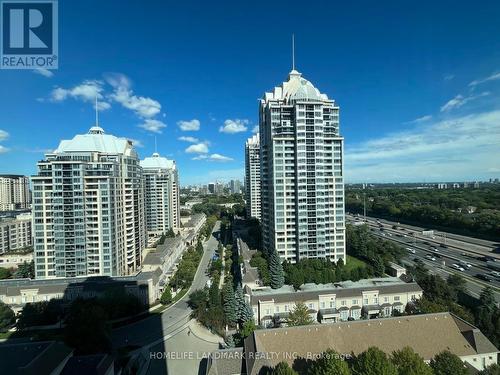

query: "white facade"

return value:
[32, 126, 146, 279]
[0, 212, 32, 254]
[140, 153, 180, 236]
[0, 175, 31, 211]
[260, 70, 345, 263]
[245, 134, 261, 220]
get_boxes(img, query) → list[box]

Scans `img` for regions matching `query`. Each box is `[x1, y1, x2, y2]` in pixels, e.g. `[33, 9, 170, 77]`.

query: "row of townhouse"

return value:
[245, 277, 423, 327]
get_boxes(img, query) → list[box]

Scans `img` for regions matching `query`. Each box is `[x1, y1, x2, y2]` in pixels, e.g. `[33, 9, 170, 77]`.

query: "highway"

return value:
[346, 215, 500, 302]
[112, 221, 221, 348]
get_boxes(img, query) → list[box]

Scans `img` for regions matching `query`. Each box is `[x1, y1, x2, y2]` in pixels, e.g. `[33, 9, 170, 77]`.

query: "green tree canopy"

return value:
[430, 351, 467, 375]
[308, 349, 351, 375]
[64, 299, 111, 355]
[271, 361, 298, 375]
[391, 347, 433, 375]
[0, 301, 15, 331]
[479, 363, 500, 375]
[287, 301, 314, 327]
[269, 248, 285, 289]
[160, 285, 173, 305]
[0, 267, 12, 280]
[222, 281, 237, 324]
[352, 347, 397, 375]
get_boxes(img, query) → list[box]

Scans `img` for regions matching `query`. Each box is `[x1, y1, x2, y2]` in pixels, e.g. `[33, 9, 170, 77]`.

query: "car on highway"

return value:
[425, 254, 436, 261]
[406, 247, 416, 254]
[440, 243, 448, 248]
[476, 273, 493, 282]
[459, 261, 472, 269]
[490, 271, 500, 278]
[452, 264, 465, 271]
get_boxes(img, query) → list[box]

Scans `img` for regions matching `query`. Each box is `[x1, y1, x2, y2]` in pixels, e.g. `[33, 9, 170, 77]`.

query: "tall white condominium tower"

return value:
[0, 175, 31, 211]
[245, 134, 262, 220]
[32, 126, 146, 279]
[140, 153, 180, 236]
[260, 69, 345, 263]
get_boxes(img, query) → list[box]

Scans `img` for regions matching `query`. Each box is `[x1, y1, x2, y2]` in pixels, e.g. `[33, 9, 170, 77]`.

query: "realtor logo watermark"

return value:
[1, 0, 58, 69]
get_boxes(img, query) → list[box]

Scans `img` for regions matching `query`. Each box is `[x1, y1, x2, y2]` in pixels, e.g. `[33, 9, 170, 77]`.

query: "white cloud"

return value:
[185, 143, 209, 154]
[409, 115, 432, 124]
[106, 73, 161, 118]
[345, 110, 500, 182]
[129, 139, 144, 148]
[192, 153, 234, 162]
[252, 125, 259, 133]
[440, 92, 489, 112]
[0, 130, 9, 141]
[178, 136, 199, 143]
[50, 80, 111, 110]
[33, 68, 54, 78]
[219, 119, 249, 134]
[138, 119, 166, 133]
[208, 153, 233, 162]
[444, 74, 455, 81]
[0, 130, 9, 154]
[469, 72, 500, 87]
[177, 119, 200, 131]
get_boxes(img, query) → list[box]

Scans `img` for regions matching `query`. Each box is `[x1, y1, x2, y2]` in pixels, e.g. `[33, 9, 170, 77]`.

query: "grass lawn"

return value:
[344, 255, 368, 272]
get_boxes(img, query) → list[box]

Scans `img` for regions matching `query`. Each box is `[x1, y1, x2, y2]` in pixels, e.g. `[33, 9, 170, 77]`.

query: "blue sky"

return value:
[1, 0, 500, 184]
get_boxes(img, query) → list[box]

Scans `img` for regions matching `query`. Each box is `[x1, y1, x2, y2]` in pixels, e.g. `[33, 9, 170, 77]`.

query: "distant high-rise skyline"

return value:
[0, 175, 31, 211]
[141, 152, 180, 235]
[32, 126, 146, 279]
[260, 69, 345, 263]
[245, 134, 261, 220]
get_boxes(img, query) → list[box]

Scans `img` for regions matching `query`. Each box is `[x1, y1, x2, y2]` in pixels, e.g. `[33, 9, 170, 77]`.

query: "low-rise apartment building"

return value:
[246, 277, 422, 327]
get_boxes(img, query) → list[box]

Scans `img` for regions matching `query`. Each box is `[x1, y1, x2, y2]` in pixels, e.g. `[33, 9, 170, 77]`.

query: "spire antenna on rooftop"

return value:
[95, 95, 99, 126]
[292, 33, 295, 71]
[154, 136, 157, 153]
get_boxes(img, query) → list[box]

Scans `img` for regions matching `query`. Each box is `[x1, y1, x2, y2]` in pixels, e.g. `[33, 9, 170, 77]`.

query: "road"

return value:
[346, 215, 500, 302]
[112, 221, 221, 348]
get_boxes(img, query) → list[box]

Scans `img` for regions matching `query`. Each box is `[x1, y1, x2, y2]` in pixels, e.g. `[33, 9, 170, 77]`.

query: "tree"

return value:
[240, 302, 253, 323]
[99, 288, 143, 320]
[16, 300, 62, 329]
[0, 267, 12, 279]
[446, 274, 467, 300]
[430, 351, 467, 375]
[240, 319, 256, 338]
[352, 347, 397, 375]
[372, 255, 385, 276]
[165, 228, 175, 238]
[271, 361, 298, 375]
[479, 287, 496, 311]
[479, 363, 500, 375]
[208, 276, 221, 308]
[160, 285, 173, 305]
[234, 284, 245, 320]
[269, 249, 285, 289]
[225, 334, 235, 348]
[308, 349, 351, 375]
[14, 261, 34, 279]
[64, 299, 111, 355]
[0, 301, 14, 331]
[391, 347, 433, 375]
[222, 282, 237, 324]
[287, 302, 314, 326]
